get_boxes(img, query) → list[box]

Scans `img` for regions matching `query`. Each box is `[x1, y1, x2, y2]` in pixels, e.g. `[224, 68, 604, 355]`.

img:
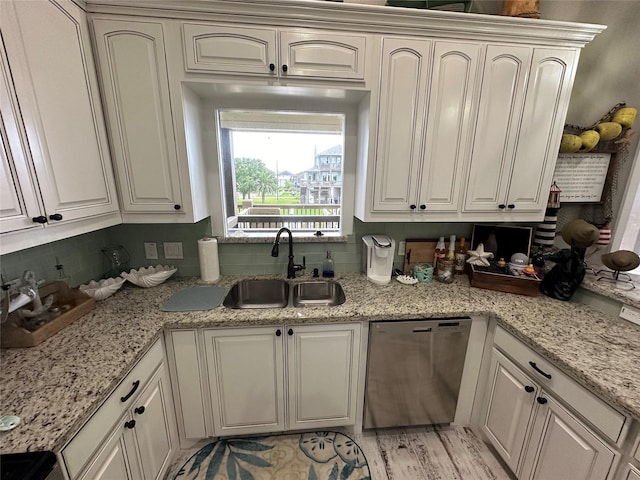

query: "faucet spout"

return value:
[272, 228, 305, 279]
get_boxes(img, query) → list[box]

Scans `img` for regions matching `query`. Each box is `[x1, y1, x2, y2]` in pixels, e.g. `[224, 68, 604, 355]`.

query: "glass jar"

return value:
[436, 260, 455, 284]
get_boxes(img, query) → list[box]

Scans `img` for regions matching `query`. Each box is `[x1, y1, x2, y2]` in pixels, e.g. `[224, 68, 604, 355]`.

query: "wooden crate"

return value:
[469, 265, 541, 297]
[1, 281, 96, 348]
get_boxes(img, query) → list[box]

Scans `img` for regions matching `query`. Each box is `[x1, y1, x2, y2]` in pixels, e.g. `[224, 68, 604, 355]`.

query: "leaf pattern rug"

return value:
[174, 431, 371, 480]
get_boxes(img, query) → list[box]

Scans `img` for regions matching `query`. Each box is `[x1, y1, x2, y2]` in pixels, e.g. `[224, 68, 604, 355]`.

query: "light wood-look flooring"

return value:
[165, 425, 513, 480]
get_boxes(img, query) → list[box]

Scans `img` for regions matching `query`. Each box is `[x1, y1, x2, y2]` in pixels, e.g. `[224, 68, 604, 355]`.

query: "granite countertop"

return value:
[580, 270, 640, 309]
[1, 273, 639, 455]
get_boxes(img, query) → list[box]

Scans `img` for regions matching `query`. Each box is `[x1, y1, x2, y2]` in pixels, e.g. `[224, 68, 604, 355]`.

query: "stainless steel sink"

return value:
[291, 280, 346, 307]
[223, 279, 289, 309]
[223, 279, 345, 308]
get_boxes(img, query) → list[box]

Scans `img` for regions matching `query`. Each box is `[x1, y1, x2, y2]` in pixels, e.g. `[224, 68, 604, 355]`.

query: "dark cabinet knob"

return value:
[134, 406, 145, 415]
[498, 204, 506, 209]
[124, 419, 136, 429]
[536, 396, 548, 405]
[269, 63, 275, 71]
[507, 204, 515, 209]
[419, 204, 426, 210]
[288, 328, 293, 336]
[524, 385, 535, 393]
[32, 216, 47, 224]
[49, 213, 63, 221]
[410, 204, 417, 210]
[276, 329, 282, 337]
[174, 204, 181, 210]
[282, 64, 288, 73]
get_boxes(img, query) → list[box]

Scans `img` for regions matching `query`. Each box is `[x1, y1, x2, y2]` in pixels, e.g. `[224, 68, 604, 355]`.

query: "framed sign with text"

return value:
[552, 153, 611, 203]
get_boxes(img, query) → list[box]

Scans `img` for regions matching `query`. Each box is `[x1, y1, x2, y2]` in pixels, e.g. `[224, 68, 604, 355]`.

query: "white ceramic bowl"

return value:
[79, 277, 126, 300]
[121, 265, 177, 288]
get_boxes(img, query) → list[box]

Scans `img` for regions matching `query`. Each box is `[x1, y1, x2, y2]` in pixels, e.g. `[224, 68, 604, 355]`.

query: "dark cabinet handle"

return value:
[529, 361, 552, 379]
[410, 204, 417, 210]
[288, 328, 293, 336]
[524, 385, 535, 393]
[124, 419, 136, 429]
[419, 204, 426, 210]
[282, 64, 288, 72]
[507, 204, 515, 209]
[269, 63, 275, 71]
[174, 204, 181, 210]
[498, 204, 506, 209]
[49, 213, 63, 221]
[120, 380, 140, 402]
[276, 329, 282, 337]
[134, 406, 145, 415]
[32, 216, 47, 224]
[536, 396, 548, 405]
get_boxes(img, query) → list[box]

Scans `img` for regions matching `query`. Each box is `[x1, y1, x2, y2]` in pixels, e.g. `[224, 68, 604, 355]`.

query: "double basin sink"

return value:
[223, 279, 345, 309]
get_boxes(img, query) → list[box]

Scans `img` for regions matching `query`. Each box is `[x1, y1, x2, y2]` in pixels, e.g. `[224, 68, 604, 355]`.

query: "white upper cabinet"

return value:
[182, 24, 368, 81]
[465, 47, 577, 217]
[92, 18, 185, 217]
[0, 0, 120, 252]
[371, 37, 480, 215]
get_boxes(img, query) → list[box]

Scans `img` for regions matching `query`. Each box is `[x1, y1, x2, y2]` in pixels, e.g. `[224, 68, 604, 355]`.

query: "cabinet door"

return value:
[464, 45, 531, 212]
[419, 41, 480, 212]
[506, 48, 577, 212]
[1, 0, 119, 224]
[204, 327, 285, 436]
[280, 30, 367, 80]
[182, 24, 277, 75]
[626, 466, 640, 480]
[0, 41, 43, 234]
[93, 18, 183, 214]
[286, 323, 361, 430]
[520, 394, 615, 480]
[372, 37, 431, 212]
[130, 366, 177, 480]
[78, 421, 138, 480]
[481, 348, 538, 473]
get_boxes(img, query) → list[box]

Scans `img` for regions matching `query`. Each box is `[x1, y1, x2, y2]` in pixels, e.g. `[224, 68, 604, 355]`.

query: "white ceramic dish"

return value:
[121, 265, 177, 288]
[79, 277, 126, 301]
[396, 275, 418, 285]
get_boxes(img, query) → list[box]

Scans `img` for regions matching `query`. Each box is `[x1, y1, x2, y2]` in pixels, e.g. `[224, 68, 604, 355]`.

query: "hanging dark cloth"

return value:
[540, 248, 586, 301]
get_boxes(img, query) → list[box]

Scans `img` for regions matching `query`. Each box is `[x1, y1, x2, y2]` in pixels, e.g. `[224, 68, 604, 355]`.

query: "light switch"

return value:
[144, 242, 158, 260]
[164, 242, 183, 259]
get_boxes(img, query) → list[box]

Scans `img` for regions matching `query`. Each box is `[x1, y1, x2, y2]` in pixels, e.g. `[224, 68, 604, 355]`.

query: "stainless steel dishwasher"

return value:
[364, 318, 472, 429]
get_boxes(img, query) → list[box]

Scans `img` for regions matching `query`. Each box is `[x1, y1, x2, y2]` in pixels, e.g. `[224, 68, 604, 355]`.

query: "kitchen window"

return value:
[215, 109, 349, 238]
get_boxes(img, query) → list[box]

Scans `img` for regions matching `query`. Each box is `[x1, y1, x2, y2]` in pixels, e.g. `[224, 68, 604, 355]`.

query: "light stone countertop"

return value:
[580, 271, 640, 310]
[0, 273, 638, 455]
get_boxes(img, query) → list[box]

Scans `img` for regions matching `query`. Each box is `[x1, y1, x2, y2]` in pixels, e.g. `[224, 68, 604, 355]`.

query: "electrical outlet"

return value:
[164, 242, 183, 259]
[144, 242, 158, 260]
[398, 241, 406, 257]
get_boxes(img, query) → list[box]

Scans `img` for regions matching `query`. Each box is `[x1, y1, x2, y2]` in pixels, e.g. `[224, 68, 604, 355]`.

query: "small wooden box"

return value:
[468, 225, 541, 297]
[1, 281, 96, 348]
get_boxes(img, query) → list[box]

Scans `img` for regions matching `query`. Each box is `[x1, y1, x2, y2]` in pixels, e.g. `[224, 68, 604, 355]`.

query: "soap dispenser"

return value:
[322, 251, 335, 278]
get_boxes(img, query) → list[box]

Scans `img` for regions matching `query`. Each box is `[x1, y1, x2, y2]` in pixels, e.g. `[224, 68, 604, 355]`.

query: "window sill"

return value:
[218, 234, 348, 244]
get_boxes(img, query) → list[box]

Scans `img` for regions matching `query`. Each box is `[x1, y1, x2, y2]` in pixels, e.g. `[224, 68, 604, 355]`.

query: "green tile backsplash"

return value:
[0, 218, 478, 286]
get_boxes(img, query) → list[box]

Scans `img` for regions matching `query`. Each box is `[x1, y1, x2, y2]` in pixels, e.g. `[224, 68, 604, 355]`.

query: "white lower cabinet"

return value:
[168, 323, 361, 442]
[625, 466, 640, 480]
[62, 340, 178, 480]
[480, 328, 622, 480]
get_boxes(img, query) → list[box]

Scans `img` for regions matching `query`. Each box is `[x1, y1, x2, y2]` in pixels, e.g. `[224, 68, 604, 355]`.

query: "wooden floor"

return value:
[165, 425, 513, 480]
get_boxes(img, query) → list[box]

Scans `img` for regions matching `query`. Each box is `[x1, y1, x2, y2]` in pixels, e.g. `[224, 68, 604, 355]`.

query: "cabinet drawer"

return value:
[182, 23, 276, 74]
[62, 339, 163, 479]
[494, 326, 626, 444]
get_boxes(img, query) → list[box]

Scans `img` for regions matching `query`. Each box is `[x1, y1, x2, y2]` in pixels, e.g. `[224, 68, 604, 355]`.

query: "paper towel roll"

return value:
[198, 237, 220, 283]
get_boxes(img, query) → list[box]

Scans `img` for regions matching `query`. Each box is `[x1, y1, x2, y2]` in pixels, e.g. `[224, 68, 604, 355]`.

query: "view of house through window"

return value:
[217, 110, 345, 237]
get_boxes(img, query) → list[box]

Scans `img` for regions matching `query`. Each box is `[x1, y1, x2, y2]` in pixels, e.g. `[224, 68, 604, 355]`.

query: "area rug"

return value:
[174, 431, 371, 480]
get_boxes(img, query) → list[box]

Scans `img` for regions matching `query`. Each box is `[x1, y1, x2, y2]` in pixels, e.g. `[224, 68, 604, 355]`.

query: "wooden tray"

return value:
[1, 281, 96, 348]
[469, 265, 541, 297]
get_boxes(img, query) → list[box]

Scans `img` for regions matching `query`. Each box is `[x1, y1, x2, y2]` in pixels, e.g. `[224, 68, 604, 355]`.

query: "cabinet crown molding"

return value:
[86, 0, 605, 47]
